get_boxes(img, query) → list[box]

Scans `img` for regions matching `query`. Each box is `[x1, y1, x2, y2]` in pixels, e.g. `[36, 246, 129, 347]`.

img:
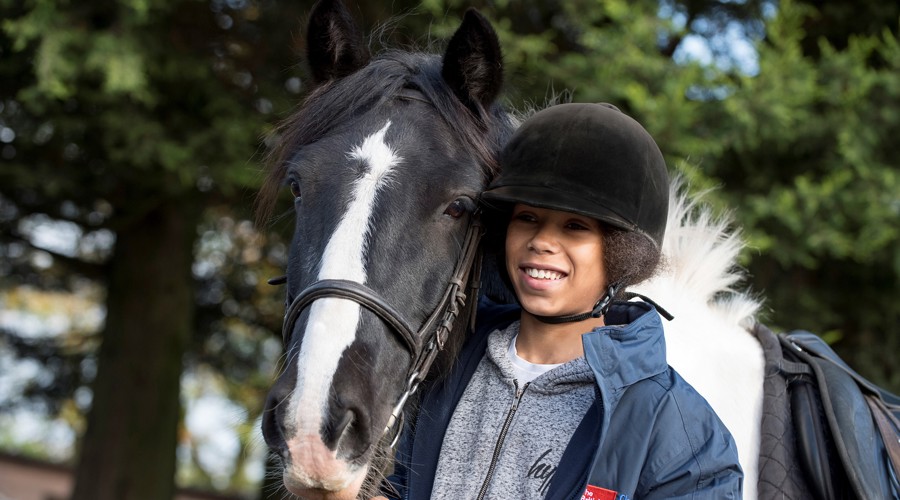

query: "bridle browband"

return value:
[271, 214, 484, 448]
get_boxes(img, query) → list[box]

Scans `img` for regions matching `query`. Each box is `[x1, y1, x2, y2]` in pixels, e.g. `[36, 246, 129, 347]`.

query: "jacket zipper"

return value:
[475, 380, 530, 500]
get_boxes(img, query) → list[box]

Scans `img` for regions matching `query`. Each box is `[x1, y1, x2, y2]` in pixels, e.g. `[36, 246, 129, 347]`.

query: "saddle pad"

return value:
[753, 323, 813, 499]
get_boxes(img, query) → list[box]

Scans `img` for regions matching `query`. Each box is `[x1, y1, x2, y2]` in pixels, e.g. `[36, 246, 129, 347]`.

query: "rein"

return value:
[272, 214, 484, 447]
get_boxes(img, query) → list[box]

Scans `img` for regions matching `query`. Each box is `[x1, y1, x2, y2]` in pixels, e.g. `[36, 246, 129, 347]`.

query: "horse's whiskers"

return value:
[359, 442, 395, 500]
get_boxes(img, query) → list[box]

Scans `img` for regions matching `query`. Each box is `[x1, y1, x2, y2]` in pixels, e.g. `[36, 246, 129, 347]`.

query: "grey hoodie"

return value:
[431, 321, 595, 499]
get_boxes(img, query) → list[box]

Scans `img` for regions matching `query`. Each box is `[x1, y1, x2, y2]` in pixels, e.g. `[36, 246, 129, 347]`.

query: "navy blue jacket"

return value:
[384, 298, 742, 499]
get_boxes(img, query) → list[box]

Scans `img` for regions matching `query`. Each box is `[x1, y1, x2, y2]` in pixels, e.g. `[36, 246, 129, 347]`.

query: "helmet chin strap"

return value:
[531, 282, 621, 325]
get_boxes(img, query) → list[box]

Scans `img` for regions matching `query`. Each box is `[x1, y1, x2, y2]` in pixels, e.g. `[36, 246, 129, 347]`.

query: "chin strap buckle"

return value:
[590, 283, 620, 318]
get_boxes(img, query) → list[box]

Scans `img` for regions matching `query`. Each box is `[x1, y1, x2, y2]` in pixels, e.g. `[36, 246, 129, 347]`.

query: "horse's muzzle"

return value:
[283, 433, 368, 500]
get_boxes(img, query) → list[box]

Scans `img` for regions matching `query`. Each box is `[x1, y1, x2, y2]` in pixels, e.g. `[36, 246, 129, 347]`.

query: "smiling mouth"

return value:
[523, 267, 566, 280]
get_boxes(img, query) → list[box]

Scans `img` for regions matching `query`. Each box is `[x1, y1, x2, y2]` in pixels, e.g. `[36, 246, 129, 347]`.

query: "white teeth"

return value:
[525, 268, 563, 280]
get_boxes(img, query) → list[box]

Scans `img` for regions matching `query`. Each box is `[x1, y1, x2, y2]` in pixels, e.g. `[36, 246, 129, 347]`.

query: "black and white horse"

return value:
[258, 2, 897, 499]
[257, 2, 514, 498]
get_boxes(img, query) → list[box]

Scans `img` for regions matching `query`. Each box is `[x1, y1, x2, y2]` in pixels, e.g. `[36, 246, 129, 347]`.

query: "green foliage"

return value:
[716, 1, 900, 389]
[721, 0, 899, 266]
[0, 0, 312, 494]
[1, 0, 307, 207]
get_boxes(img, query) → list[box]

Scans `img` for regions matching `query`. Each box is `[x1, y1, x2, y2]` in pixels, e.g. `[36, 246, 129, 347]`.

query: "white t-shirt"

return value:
[506, 334, 563, 384]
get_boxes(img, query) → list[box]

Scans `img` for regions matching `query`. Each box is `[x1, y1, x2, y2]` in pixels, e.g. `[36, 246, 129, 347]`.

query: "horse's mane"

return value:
[634, 178, 762, 325]
[255, 50, 516, 224]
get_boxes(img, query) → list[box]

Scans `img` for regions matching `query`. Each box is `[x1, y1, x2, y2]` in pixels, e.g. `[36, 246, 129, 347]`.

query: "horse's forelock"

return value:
[255, 51, 512, 227]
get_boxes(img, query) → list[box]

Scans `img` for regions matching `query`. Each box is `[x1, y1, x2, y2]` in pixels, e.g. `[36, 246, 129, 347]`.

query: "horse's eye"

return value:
[289, 180, 301, 199]
[443, 199, 467, 219]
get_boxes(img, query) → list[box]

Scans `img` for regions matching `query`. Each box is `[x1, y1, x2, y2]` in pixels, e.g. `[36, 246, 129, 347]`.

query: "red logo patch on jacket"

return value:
[580, 484, 629, 500]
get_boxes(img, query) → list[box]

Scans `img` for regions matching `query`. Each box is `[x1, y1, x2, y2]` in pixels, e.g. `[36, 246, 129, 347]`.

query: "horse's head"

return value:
[257, 1, 512, 498]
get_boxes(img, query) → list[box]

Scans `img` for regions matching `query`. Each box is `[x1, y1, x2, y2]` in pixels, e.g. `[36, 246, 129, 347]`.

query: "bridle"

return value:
[270, 214, 484, 447]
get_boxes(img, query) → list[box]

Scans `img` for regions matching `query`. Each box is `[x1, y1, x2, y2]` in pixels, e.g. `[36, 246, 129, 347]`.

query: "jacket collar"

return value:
[582, 301, 668, 429]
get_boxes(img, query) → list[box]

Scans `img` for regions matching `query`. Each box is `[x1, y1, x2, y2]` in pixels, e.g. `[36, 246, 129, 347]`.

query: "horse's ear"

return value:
[441, 9, 503, 114]
[306, 0, 370, 84]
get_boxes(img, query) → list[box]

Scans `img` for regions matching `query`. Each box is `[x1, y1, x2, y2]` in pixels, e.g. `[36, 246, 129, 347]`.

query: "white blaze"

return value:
[289, 121, 401, 438]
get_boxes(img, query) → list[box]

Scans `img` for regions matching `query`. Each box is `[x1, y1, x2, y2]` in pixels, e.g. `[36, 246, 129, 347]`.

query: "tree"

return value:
[0, 0, 310, 496]
[710, 0, 900, 390]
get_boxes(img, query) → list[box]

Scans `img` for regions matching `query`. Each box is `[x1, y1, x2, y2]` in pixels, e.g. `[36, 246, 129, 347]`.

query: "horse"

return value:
[258, 1, 899, 499]
[255, 1, 514, 498]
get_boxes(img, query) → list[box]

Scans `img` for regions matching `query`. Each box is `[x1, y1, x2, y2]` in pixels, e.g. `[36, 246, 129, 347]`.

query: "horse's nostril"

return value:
[324, 407, 353, 447]
[262, 392, 289, 457]
[324, 403, 371, 454]
[334, 409, 354, 440]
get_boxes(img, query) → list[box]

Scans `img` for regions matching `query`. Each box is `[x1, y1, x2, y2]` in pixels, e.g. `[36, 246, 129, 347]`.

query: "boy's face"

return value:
[505, 203, 606, 319]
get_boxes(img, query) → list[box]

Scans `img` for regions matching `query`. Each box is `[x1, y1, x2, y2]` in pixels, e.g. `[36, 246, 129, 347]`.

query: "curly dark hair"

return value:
[601, 227, 663, 299]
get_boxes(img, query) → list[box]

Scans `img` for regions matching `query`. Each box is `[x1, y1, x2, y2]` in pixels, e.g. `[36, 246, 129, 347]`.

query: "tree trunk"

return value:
[71, 199, 199, 500]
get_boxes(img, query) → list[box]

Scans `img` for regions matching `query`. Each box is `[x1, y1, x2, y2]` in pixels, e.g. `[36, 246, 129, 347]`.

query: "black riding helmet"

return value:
[481, 102, 670, 323]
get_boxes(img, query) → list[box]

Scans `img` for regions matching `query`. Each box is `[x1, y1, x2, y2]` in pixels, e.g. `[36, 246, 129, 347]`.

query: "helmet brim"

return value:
[481, 185, 640, 235]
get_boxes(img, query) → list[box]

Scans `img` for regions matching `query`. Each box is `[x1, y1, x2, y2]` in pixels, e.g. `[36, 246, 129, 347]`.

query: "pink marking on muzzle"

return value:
[284, 434, 367, 498]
